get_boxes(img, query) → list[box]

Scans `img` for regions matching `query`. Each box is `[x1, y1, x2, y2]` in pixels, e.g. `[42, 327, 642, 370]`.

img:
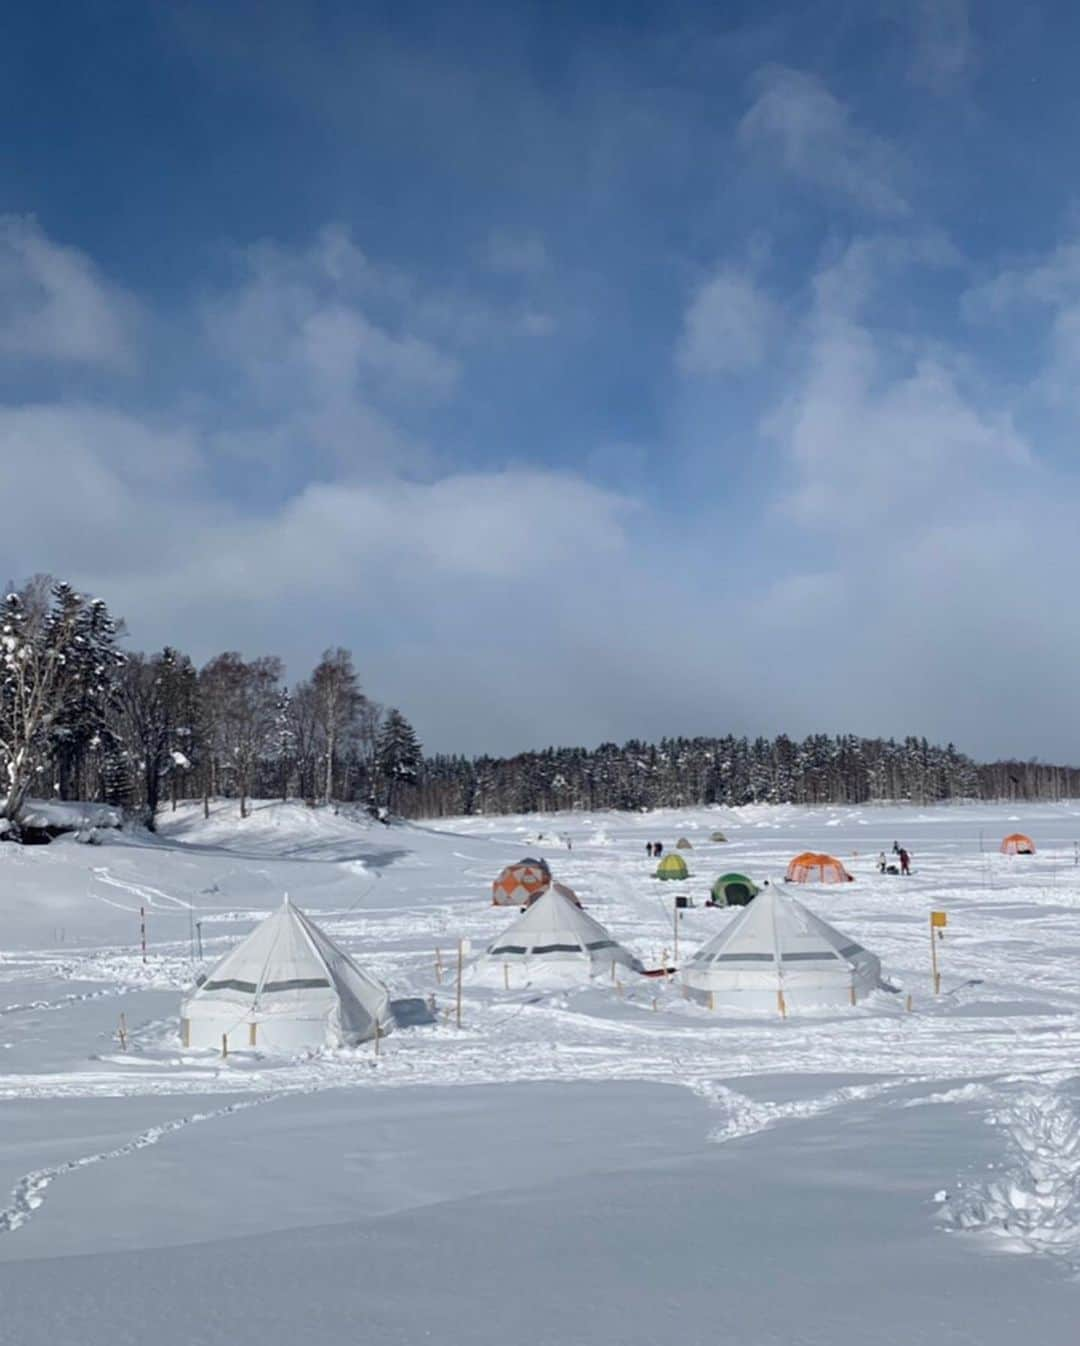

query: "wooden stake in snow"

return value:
[181, 1017, 190, 1048]
[435, 947, 443, 985]
[455, 939, 469, 1028]
[503, 962, 510, 991]
[906, 993, 913, 1013]
[249, 1022, 257, 1047]
[221, 1032, 228, 1059]
[930, 910, 947, 994]
[140, 906, 147, 964]
[777, 988, 787, 1018]
[374, 1017, 381, 1057]
[849, 976, 857, 1007]
[117, 1012, 128, 1052]
[673, 901, 680, 965]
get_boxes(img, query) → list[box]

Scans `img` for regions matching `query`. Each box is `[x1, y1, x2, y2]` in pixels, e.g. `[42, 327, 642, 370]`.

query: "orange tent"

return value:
[1001, 833, 1035, 855]
[492, 858, 552, 906]
[523, 880, 582, 910]
[785, 852, 854, 884]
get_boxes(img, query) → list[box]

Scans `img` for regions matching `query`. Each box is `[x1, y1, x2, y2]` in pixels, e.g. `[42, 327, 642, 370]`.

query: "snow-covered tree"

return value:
[312, 647, 365, 803]
[114, 647, 197, 825]
[0, 583, 124, 827]
[375, 708, 422, 814]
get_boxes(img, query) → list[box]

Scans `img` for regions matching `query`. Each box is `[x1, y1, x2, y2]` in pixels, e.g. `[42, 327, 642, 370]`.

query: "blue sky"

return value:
[3, 1, 1080, 758]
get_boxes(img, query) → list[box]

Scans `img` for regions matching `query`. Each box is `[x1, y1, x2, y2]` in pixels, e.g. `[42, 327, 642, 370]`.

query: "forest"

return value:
[0, 577, 1076, 835]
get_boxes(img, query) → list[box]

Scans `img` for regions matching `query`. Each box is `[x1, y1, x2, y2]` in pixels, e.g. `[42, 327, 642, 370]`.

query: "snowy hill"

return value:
[3, 799, 1080, 1343]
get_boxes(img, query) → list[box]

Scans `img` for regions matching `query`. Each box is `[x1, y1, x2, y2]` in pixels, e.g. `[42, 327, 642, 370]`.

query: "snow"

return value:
[13, 798, 122, 831]
[3, 797, 1080, 1342]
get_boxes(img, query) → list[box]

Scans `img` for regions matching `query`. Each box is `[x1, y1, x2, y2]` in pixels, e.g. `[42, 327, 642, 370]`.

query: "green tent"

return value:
[656, 853, 689, 881]
[711, 873, 759, 906]
[710, 831, 728, 843]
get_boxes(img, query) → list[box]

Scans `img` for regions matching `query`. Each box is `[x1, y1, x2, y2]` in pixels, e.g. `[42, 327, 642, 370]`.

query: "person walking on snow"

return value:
[899, 847, 911, 876]
[877, 851, 887, 874]
[654, 841, 664, 857]
[646, 842, 653, 858]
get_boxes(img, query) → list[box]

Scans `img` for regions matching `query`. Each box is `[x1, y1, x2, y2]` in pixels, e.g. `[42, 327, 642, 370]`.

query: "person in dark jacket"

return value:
[654, 841, 664, 857]
[899, 847, 911, 875]
[646, 842, 653, 858]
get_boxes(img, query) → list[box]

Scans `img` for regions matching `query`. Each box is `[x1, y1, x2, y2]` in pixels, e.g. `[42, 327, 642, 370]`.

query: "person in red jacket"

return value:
[899, 847, 911, 875]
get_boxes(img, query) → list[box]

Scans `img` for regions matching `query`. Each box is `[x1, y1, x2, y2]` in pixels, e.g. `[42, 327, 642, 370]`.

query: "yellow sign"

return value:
[930, 911, 948, 928]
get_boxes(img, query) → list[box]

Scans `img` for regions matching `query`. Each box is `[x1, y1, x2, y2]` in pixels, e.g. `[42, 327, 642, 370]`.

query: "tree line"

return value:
[0, 577, 421, 832]
[414, 735, 1080, 817]
[1, 576, 1077, 836]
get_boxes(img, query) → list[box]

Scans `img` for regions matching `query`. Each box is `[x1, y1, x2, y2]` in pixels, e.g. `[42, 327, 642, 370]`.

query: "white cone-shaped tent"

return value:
[479, 885, 643, 985]
[680, 884, 883, 1012]
[181, 898, 393, 1052]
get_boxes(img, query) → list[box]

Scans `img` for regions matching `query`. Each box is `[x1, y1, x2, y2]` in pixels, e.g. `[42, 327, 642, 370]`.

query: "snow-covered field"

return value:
[3, 798, 1080, 1343]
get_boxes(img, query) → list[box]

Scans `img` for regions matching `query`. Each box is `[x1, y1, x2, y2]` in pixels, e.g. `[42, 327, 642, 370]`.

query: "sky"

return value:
[2, 0, 1080, 760]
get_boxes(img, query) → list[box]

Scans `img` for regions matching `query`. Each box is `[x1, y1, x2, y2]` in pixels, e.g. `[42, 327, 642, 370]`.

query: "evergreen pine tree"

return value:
[375, 708, 422, 814]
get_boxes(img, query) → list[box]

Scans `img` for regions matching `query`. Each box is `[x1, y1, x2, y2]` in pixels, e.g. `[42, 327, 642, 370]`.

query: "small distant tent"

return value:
[785, 852, 854, 884]
[656, 853, 689, 881]
[492, 858, 552, 906]
[1001, 833, 1035, 855]
[180, 898, 393, 1052]
[710, 831, 728, 843]
[681, 886, 884, 1012]
[482, 885, 643, 983]
[676, 837, 694, 849]
[710, 873, 759, 907]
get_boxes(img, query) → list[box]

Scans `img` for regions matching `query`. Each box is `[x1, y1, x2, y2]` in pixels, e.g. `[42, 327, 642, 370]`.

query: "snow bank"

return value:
[948, 1087, 1080, 1265]
[16, 799, 122, 831]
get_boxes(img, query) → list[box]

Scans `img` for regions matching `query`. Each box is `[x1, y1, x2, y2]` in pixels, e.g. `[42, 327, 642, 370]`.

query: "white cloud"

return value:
[0, 216, 140, 371]
[963, 235, 1080, 408]
[205, 226, 459, 405]
[964, 239, 1080, 316]
[738, 66, 909, 217]
[770, 237, 1027, 527]
[677, 267, 779, 376]
[0, 406, 653, 756]
[6, 219, 1080, 760]
[909, 0, 976, 94]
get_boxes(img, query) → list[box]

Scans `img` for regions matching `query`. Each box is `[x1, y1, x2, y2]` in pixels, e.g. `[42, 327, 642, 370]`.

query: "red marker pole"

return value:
[140, 906, 147, 964]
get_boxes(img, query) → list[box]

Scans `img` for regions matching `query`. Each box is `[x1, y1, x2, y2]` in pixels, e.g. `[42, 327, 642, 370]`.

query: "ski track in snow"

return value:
[0, 1094, 279, 1236]
[0, 985, 136, 1018]
[92, 867, 194, 912]
[696, 1076, 931, 1143]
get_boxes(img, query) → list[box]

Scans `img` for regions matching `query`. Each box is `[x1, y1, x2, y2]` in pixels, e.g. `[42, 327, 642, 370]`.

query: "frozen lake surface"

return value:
[2, 798, 1080, 1344]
